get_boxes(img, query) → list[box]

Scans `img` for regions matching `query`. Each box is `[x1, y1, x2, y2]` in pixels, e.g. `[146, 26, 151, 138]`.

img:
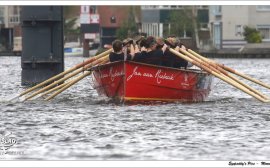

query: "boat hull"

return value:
[91, 61, 212, 103]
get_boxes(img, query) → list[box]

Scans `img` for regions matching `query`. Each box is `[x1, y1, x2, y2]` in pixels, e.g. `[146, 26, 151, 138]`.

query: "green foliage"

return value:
[116, 20, 130, 40]
[63, 6, 73, 19]
[64, 17, 80, 36]
[63, 6, 81, 43]
[243, 26, 262, 43]
[168, 7, 196, 37]
[116, 7, 138, 40]
[95, 48, 109, 56]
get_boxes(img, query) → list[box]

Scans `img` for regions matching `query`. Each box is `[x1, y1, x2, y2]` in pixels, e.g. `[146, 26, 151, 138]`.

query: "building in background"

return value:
[141, 5, 210, 49]
[79, 6, 141, 49]
[3, 5, 270, 54]
[0, 6, 21, 53]
[97, 6, 141, 47]
[98, 6, 127, 46]
[209, 5, 270, 49]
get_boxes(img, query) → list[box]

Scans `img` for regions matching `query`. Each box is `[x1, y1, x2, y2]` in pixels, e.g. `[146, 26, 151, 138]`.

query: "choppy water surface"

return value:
[0, 56, 270, 160]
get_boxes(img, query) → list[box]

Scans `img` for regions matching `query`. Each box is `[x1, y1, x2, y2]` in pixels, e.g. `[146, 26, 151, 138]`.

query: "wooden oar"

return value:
[45, 56, 110, 101]
[22, 55, 109, 101]
[9, 48, 112, 101]
[32, 82, 70, 100]
[45, 71, 92, 101]
[179, 48, 269, 100]
[188, 49, 270, 90]
[169, 48, 269, 103]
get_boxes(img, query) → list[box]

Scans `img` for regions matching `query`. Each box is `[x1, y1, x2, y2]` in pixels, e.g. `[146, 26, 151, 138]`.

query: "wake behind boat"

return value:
[91, 61, 213, 103]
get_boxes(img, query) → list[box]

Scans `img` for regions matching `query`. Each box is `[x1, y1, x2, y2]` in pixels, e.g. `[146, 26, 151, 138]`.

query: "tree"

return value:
[243, 26, 262, 43]
[63, 6, 80, 43]
[116, 6, 138, 40]
[169, 9, 193, 37]
[63, 6, 78, 19]
[64, 17, 80, 43]
[168, 6, 200, 48]
[64, 18, 80, 35]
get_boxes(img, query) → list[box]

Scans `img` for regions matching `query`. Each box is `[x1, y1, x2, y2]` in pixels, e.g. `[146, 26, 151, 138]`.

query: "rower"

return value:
[133, 36, 167, 66]
[109, 39, 132, 62]
[164, 37, 188, 69]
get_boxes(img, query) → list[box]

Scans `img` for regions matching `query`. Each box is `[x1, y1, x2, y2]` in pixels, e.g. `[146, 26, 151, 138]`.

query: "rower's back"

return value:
[109, 40, 131, 62]
[134, 36, 164, 66]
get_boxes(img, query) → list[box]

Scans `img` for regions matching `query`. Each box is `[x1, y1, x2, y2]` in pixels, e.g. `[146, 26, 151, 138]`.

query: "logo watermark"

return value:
[0, 132, 25, 157]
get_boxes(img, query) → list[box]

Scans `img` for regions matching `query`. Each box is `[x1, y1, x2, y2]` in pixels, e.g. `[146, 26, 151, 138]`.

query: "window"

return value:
[235, 25, 243, 36]
[90, 6, 96, 14]
[201, 6, 208, 9]
[14, 6, 18, 15]
[259, 28, 270, 39]
[141, 6, 158, 9]
[200, 23, 208, 30]
[257, 25, 270, 40]
[0, 7, 4, 24]
[256, 6, 270, 11]
[110, 16, 116, 23]
[0, 7, 4, 16]
[9, 15, 20, 23]
[212, 6, 221, 15]
[162, 6, 169, 8]
[142, 23, 160, 36]
[81, 6, 89, 13]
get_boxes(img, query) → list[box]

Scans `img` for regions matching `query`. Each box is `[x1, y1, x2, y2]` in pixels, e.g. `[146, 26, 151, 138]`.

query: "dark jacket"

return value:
[133, 49, 163, 66]
[162, 49, 188, 68]
[109, 52, 131, 62]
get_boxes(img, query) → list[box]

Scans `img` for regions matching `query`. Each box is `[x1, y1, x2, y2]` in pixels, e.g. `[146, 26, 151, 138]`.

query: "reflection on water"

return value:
[0, 56, 270, 160]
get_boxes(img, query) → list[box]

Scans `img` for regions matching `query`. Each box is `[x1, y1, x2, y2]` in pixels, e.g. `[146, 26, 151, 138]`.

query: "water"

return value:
[0, 56, 270, 160]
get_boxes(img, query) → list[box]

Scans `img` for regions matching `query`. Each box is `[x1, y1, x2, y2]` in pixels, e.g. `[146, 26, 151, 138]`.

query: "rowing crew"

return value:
[109, 36, 192, 69]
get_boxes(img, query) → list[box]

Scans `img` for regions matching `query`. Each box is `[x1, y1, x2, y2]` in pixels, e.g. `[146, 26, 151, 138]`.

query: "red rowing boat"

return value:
[91, 61, 213, 103]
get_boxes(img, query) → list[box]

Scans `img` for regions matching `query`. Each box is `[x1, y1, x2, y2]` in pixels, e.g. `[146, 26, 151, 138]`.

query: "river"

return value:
[0, 56, 270, 160]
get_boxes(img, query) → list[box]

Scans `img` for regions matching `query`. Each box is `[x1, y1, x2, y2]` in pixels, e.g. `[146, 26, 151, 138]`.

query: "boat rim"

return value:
[89, 60, 209, 75]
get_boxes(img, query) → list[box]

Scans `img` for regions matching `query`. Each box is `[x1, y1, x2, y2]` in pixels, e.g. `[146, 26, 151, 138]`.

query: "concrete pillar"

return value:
[21, 6, 64, 86]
